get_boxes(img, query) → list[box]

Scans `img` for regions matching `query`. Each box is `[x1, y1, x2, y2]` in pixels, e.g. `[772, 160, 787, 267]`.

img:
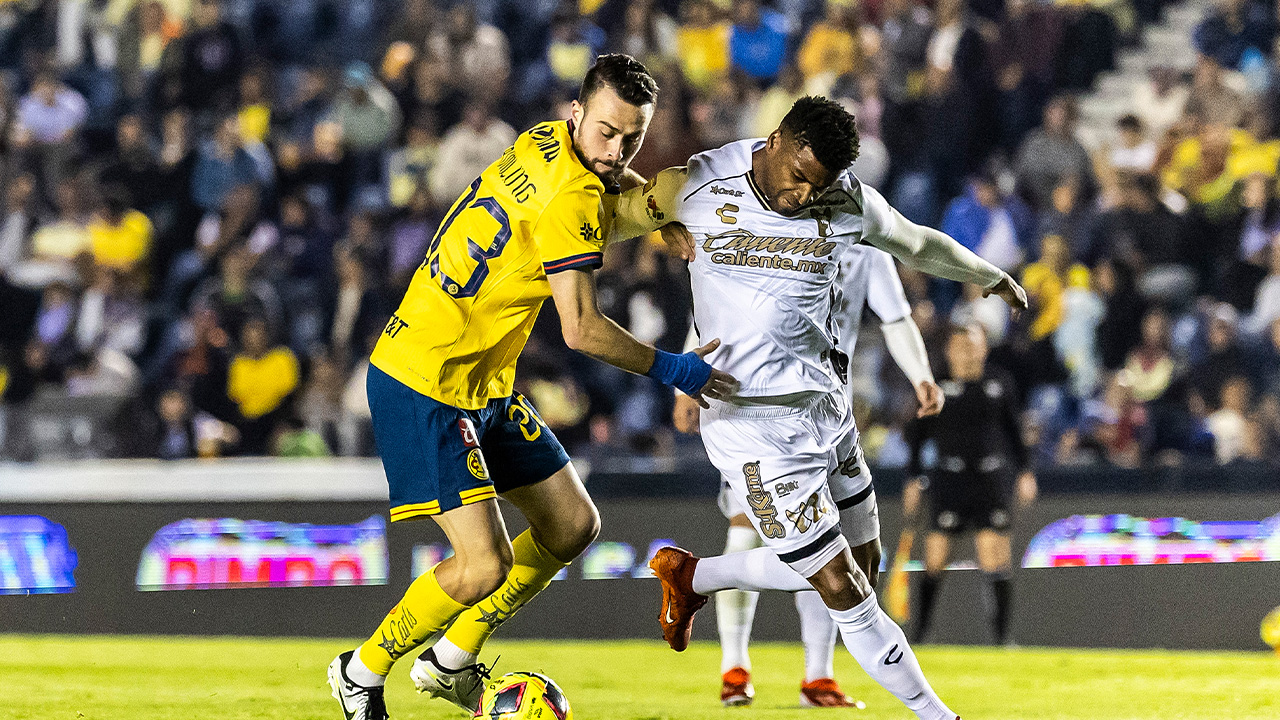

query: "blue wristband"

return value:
[647, 349, 714, 396]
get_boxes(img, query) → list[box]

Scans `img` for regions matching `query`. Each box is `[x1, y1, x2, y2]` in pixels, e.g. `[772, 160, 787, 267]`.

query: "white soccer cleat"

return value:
[327, 650, 389, 720]
[409, 647, 491, 714]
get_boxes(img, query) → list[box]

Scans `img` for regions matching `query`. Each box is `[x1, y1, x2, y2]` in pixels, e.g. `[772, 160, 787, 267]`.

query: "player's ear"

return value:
[571, 99, 585, 125]
[766, 129, 781, 150]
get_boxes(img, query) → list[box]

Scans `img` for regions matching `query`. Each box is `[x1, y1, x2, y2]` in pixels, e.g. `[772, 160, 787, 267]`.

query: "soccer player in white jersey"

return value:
[611, 96, 1026, 720]
[672, 244, 944, 708]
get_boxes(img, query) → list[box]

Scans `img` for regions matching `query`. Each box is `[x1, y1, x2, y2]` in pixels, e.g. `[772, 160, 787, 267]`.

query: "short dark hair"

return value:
[779, 96, 860, 173]
[579, 53, 658, 107]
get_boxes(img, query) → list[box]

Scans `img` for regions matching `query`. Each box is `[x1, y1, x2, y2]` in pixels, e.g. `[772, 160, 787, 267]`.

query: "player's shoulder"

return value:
[518, 120, 604, 198]
[678, 138, 759, 200]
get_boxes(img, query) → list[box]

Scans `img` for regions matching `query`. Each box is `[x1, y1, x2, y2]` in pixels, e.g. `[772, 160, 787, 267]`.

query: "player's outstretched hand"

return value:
[688, 338, 739, 408]
[914, 379, 944, 418]
[984, 271, 1028, 315]
[659, 222, 696, 261]
[672, 393, 701, 434]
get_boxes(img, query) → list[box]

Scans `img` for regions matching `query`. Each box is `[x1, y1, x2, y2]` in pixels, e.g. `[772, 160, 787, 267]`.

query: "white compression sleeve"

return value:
[693, 547, 814, 594]
[795, 590, 838, 682]
[864, 208, 1005, 289]
[881, 316, 935, 386]
[717, 526, 763, 672]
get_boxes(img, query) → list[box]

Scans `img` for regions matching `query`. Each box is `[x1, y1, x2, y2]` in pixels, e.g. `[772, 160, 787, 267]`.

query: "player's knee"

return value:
[454, 549, 513, 604]
[561, 503, 601, 559]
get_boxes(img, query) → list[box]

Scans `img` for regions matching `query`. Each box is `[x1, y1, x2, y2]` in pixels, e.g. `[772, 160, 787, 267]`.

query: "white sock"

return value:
[717, 526, 763, 673]
[830, 594, 956, 720]
[796, 590, 836, 682]
[693, 547, 812, 594]
[429, 636, 477, 671]
[347, 649, 385, 687]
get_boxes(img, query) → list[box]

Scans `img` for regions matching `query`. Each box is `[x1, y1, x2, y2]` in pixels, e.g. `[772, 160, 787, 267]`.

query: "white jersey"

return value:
[835, 244, 912, 357]
[673, 139, 899, 401]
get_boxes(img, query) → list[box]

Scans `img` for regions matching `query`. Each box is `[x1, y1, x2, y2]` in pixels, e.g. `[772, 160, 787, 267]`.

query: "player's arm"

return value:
[858, 188, 1027, 312]
[865, 249, 943, 417]
[540, 182, 736, 406]
[547, 269, 737, 406]
[611, 166, 696, 259]
[671, 320, 702, 433]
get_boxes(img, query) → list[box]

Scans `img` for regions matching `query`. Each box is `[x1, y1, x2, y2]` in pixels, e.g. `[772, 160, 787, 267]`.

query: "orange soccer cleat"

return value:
[720, 667, 755, 707]
[799, 678, 866, 709]
[648, 546, 708, 652]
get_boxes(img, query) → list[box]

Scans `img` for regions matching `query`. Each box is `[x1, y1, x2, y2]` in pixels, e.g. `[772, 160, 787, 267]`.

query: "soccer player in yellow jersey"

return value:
[327, 55, 738, 720]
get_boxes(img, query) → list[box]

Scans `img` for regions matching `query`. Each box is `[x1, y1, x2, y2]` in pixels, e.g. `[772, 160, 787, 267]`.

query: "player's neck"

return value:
[748, 148, 779, 214]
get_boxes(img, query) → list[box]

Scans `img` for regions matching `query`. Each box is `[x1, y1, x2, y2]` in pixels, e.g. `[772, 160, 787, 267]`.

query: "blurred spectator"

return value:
[1184, 56, 1246, 129]
[387, 189, 437, 292]
[1207, 375, 1254, 462]
[1090, 173, 1191, 302]
[1245, 240, 1280, 334]
[1124, 308, 1176, 402]
[610, 1, 678, 61]
[151, 387, 198, 460]
[1108, 114, 1158, 173]
[1192, 0, 1273, 71]
[428, 4, 511, 102]
[546, 9, 606, 93]
[176, 0, 244, 112]
[88, 186, 153, 277]
[1190, 302, 1249, 409]
[330, 62, 402, 163]
[0, 173, 40, 284]
[691, 74, 752, 148]
[796, 0, 865, 93]
[387, 119, 440, 208]
[1015, 96, 1094, 210]
[14, 71, 88, 147]
[1036, 176, 1097, 261]
[191, 115, 258, 213]
[677, 0, 731, 93]
[429, 103, 516, 206]
[730, 0, 789, 86]
[1022, 234, 1090, 342]
[76, 268, 146, 362]
[27, 177, 93, 287]
[226, 316, 299, 454]
[327, 246, 388, 365]
[751, 64, 806, 137]
[99, 115, 163, 216]
[237, 70, 273, 145]
[879, 0, 932, 104]
[1132, 66, 1190, 139]
[941, 172, 1028, 272]
[188, 243, 283, 343]
[1081, 370, 1149, 467]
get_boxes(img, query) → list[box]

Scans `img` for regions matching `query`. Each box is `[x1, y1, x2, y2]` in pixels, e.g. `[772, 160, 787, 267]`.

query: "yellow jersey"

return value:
[370, 120, 616, 410]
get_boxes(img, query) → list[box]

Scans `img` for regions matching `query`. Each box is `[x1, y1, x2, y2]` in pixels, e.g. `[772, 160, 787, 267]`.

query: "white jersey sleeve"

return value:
[865, 247, 911, 325]
[835, 178, 1004, 290]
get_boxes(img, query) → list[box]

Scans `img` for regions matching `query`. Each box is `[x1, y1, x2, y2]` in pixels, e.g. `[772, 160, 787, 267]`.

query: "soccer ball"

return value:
[1262, 606, 1280, 652]
[475, 671, 573, 719]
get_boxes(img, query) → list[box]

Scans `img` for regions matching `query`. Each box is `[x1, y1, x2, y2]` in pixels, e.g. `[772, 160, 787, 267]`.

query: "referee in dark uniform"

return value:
[905, 323, 1036, 645]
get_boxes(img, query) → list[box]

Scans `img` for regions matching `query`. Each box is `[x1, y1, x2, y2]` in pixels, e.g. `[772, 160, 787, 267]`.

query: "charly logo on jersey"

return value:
[700, 229, 837, 275]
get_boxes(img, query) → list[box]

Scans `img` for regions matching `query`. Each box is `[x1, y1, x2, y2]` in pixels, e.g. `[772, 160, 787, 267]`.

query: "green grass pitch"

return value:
[3, 635, 1277, 719]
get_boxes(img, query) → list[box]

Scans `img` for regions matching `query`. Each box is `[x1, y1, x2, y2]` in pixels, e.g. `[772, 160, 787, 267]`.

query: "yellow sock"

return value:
[442, 530, 567, 655]
[358, 566, 468, 676]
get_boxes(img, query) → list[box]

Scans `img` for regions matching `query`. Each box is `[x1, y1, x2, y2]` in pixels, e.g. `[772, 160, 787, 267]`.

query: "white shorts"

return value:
[702, 391, 878, 577]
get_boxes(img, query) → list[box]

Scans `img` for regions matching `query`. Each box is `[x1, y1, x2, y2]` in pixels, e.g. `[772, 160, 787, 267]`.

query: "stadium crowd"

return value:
[0, 0, 1278, 468]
